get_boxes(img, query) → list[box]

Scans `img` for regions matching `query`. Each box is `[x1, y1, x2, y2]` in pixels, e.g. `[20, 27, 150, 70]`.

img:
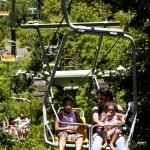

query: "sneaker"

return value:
[23, 138, 26, 142]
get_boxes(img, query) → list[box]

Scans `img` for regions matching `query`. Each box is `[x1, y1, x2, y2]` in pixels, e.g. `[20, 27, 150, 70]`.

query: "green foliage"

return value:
[0, 0, 149, 149]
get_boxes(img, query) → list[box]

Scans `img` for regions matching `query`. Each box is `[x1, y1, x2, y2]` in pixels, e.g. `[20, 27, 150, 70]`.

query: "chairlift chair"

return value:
[27, 7, 39, 22]
[0, 40, 16, 62]
[42, 0, 137, 146]
[20, 0, 137, 149]
[43, 97, 91, 149]
[0, 0, 9, 16]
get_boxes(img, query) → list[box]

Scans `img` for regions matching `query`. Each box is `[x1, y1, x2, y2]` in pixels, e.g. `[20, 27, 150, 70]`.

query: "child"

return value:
[5, 118, 18, 136]
[99, 101, 126, 150]
[55, 95, 84, 150]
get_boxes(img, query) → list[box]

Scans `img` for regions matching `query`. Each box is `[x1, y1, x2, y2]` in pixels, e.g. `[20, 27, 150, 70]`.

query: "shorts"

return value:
[57, 131, 83, 141]
[19, 127, 29, 134]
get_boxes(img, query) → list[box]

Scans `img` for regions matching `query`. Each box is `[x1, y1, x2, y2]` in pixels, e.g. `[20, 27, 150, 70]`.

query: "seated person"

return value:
[92, 88, 126, 150]
[5, 118, 18, 136]
[55, 95, 84, 150]
[99, 101, 126, 150]
[14, 113, 29, 142]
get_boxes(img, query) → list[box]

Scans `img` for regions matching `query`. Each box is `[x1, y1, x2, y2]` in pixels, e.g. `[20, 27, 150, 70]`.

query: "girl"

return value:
[55, 95, 84, 150]
[100, 101, 126, 150]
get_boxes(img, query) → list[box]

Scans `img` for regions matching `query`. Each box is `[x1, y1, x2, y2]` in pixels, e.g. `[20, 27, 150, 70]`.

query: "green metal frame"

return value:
[21, 21, 121, 82]
[21, 21, 120, 29]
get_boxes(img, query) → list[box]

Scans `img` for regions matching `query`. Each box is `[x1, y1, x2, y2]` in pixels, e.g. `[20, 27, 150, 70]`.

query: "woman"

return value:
[92, 88, 126, 150]
[14, 113, 29, 142]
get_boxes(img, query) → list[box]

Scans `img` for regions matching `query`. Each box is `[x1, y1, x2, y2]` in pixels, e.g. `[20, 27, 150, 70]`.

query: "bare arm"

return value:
[92, 106, 99, 125]
[111, 104, 125, 124]
[99, 113, 107, 122]
[117, 104, 124, 114]
[92, 106, 105, 127]
[74, 111, 83, 123]
[74, 111, 85, 131]
[116, 113, 126, 123]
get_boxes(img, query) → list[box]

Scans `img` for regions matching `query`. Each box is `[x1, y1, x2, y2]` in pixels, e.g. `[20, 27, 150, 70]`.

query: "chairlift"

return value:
[41, 0, 137, 149]
[0, 40, 16, 62]
[0, 0, 9, 16]
[9, 70, 33, 126]
[21, 0, 137, 149]
[3, 117, 18, 141]
[27, 7, 39, 22]
[3, 90, 32, 142]
[3, 96, 32, 142]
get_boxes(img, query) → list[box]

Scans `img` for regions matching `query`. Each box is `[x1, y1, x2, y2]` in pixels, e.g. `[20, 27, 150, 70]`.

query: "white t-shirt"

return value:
[14, 117, 29, 128]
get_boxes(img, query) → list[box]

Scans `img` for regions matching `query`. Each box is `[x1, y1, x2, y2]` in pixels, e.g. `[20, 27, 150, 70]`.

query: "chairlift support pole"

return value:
[91, 36, 103, 74]
[11, 0, 16, 56]
[91, 23, 108, 74]
[36, 28, 51, 75]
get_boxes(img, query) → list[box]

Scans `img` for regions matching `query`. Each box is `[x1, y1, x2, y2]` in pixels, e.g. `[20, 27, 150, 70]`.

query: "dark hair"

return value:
[20, 116, 25, 119]
[62, 95, 74, 105]
[96, 88, 113, 101]
[103, 101, 118, 112]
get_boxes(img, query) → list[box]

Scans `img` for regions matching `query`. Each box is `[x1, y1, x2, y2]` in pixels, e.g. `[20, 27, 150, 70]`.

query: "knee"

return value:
[76, 136, 84, 142]
[115, 129, 121, 134]
[59, 134, 67, 142]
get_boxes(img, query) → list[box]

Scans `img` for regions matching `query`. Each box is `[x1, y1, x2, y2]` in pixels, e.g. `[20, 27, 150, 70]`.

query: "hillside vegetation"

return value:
[0, 0, 149, 149]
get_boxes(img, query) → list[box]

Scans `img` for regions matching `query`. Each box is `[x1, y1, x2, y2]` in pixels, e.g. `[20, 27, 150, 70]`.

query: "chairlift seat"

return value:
[27, 20, 38, 24]
[0, 11, 9, 16]
[1, 55, 16, 62]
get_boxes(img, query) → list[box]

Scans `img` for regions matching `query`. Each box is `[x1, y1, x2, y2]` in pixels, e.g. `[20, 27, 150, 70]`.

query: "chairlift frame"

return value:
[8, 70, 33, 126]
[0, 0, 9, 17]
[0, 40, 16, 62]
[3, 95, 32, 142]
[21, 0, 137, 149]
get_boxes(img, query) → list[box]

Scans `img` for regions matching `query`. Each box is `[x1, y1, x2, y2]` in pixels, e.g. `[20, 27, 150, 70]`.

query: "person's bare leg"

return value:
[18, 130, 23, 141]
[109, 129, 120, 150]
[24, 130, 28, 140]
[102, 131, 108, 148]
[22, 130, 27, 141]
[58, 134, 67, 150]
[75, 136, 83, 150]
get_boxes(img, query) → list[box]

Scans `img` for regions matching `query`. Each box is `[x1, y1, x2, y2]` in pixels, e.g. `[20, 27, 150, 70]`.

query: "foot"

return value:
[109, 143, 116, 150]
[102, 142, 108, 149]
[20, 138, 23, 142]
[22, 139, 25, 142]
